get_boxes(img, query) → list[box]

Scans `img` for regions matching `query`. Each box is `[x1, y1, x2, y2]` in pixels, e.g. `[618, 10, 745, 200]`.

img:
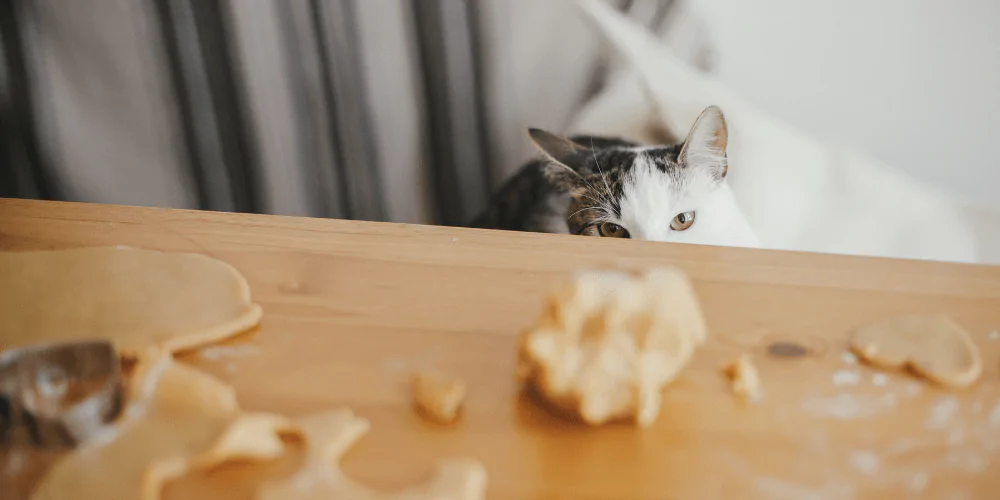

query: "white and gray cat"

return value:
[570, 0, 981, 264]
[471, 106, 759, 249]
[474, 0, 984, 264]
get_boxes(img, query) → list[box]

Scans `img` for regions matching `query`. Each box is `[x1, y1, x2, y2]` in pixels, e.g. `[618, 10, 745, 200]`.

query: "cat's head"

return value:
[530, 105, 759, 248]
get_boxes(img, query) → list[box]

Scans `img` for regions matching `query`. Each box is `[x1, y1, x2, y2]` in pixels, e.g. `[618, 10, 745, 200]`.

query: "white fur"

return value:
[618, 152, 760, 248]
[575, 0, 981, 264]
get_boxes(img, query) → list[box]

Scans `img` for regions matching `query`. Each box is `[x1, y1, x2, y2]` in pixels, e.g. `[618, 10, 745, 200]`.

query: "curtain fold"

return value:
[1, 0, 689, 226]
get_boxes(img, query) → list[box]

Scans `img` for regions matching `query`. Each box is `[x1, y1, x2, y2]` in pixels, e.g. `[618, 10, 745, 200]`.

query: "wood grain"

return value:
[2, 199, 1000, 499]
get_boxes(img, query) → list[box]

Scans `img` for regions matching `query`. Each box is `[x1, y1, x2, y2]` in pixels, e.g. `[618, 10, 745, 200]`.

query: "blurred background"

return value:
[2, 0, 998, 234]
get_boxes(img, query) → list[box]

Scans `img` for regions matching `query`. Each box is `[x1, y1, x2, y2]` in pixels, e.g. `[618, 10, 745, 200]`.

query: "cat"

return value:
[470, 105, 760, 248]
[574, 0, 980, 264]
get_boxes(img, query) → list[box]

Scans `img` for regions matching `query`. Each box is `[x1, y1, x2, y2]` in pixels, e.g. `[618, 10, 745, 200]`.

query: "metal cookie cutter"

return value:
[0, 340, 123, 448]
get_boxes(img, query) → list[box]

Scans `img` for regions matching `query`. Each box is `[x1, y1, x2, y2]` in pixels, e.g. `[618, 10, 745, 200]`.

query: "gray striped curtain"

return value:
[0, 0, 698, 226]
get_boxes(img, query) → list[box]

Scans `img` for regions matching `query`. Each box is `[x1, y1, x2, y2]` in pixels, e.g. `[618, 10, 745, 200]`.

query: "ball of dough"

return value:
[517, 268, 707, 426]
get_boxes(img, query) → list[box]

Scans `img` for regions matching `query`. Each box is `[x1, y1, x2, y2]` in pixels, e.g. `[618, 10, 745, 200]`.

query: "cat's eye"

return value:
[670, 212, 695, 231]
[597, 222, 630, 238]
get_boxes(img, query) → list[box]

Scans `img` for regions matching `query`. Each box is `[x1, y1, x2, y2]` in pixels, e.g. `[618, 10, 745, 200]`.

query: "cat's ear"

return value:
[678, 105, 729, 179]
[529, 128, 588, 193]
[529, 128, 589, 166]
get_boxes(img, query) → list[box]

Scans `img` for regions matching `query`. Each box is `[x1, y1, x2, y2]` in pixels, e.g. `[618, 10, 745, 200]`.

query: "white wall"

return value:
[691, 0, 1000, 208]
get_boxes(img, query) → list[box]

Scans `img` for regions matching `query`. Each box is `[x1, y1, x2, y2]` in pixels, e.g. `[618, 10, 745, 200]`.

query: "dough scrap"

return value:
[0, 247, 262, 357]
[258, 409, 487, 500]
[32, 355, 290, 500]
[850, 315, 982, 388]
[516, 268, 707, 427]
[722, 354, 762, 401]
[412, 372, 466, 424]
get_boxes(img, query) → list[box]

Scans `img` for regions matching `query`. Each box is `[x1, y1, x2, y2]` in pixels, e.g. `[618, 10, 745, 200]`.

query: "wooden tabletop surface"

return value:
[2, 198, 1000, 499]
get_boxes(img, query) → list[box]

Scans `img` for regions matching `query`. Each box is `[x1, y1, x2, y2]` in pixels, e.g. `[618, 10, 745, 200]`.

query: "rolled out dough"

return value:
[0, 247, 262, 357]
[850, 315, 982, 388]
[258, 409, 487, 500]
[32, 355, 291, 500]
[516, 268, 707, 427]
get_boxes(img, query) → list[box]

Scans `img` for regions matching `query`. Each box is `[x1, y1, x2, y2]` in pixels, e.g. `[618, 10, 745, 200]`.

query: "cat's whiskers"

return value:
[546, 161, 605, 203]
[577, 192, 605, 206]
[588, 213, 617, 226]
[590, 137, 615, 202]
[566, 206, 606, 221]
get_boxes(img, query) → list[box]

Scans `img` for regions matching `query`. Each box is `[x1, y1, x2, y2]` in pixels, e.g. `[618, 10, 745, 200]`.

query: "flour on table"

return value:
[946, 449, 990, 473]
[888, 439, 915, 455]
[849, 450, 880, 475]
[908, 472, 928, 493]
[831, 370, 860, 386]
[989, 400, 1000, 425]
[382, 358, 409, 372]
[926, 397, 960, 429]
[904, 381, 923, 398]
[802, 393, 896, 420]
[948, 428, 965, 445]
[879, 393, 897, 407]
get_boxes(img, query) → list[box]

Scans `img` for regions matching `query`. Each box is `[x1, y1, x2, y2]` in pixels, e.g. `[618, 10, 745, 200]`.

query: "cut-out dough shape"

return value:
[722, 354, 762, 401]
[32, 355, 291, 500]
[257, 409, 487, 500]
[517, 268, 707, 427]
[412, 372, 466, 424]
[0, 247, 262, 357]
[850, 315, 982, 388]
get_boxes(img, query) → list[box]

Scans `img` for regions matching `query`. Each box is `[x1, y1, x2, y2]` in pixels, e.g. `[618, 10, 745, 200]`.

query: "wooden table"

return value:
[2, 199, 1000, 499]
